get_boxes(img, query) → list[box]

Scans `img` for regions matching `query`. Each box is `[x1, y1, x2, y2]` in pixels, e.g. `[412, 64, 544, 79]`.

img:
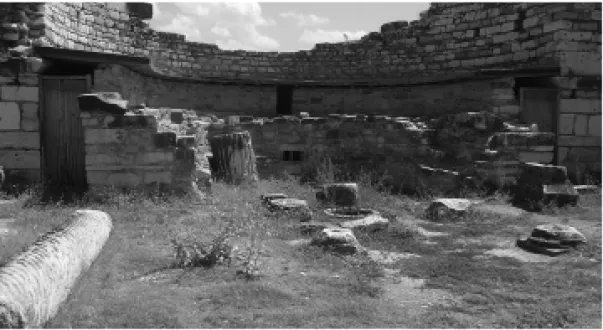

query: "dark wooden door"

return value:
[41, 76, 90, 191]
[520, 88, 558, 133]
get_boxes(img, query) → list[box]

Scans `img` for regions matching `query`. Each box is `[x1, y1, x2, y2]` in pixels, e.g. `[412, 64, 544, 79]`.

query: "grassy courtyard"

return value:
[0, 177, 601, 328]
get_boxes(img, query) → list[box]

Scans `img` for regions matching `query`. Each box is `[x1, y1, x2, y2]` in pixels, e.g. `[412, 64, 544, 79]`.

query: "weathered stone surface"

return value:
[425, 198, 473, 221]
[176, 135, 195, 148]
[154, 132, 177, 148]
[0, 132, 40, 150]
[542, 183, 579, 207]
[588, 115, 601, 136]
[0, 210, 112, 328]
[516, 238, 572, 257]
[170, 110, 184, 124]
[531, 224, 587, 246]
[85, 128, 155, 148]
[558, 135, 601, 147]
[260, 193, 288, 204]
[518, 162, 569, 185]
[0, 102, 20, 130]
[0, 150, 40, 169]
[136, 151, 174, 165]
[311, 227, 363, 255]
[339, 213, 390, 232]
[20, 103, 38, 131]
[267, 198, 313, 222]
[574, 185, 599, 195]
[488, 132, 555, 150]
[77, 93, 128, 115]
[518, 151, 554, 164]
[0, 86, 38, 102]
[299, 221, 338, 235]
[559, 99, 602, 114]
[87, 171, 142, 187]
[143, 171, 171, 184]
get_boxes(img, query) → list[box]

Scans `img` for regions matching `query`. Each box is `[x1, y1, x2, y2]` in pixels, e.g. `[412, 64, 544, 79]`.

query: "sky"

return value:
[147, 2, 431, 52]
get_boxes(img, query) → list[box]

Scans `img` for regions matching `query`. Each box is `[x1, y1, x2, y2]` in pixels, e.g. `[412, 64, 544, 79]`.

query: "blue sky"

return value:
[148, 2, 430, 52]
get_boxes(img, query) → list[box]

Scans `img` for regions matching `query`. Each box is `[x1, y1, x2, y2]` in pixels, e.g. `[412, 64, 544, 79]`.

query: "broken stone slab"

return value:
[311, 227, 363, 255]
[153, 132, 177, 148]
[471, 203, 526, 219]
[260, 193, 288, 204]
[574, 185, 599, 195]
[339, 215, 389, 232]
[488, 132, 555, 151]
[516, 238, 571, 257]
[513, 180, 579, 209]
[424, 198, 475, 222]
[531, 224, 587, 247]
[299, 221, 339, 235]
[316, 183, 359, 207]
[267, 198, 312, 222]
[518, 162, 570, 185]
[77, 93, 128, 115]
[338, 213, 390, 232]
[542, 183, 579, 207]
[268, 198, 308, 210]
[323, 207, 378, 219]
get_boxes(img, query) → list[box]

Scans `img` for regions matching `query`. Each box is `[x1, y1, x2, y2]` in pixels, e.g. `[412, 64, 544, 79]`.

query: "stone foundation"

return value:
[78, 93, 203, 193]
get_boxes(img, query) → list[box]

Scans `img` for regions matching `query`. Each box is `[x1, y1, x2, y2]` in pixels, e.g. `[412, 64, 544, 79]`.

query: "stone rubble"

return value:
[517, 224, 587, 256]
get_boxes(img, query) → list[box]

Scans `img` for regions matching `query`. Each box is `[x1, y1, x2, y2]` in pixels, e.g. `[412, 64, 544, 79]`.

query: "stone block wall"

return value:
[552, 5, 602, 183]
[206, 112, 557, 183]
[93, 63, 519, 119]
[557, 98, 602, 182]
[0, 58, 41, 189]
[80, 107, 197, 192]
[24, 3, 597, 83]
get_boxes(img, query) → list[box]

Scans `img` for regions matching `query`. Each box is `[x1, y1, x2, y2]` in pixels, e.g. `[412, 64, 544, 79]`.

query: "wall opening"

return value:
[282, 150, 303, 162]
[276, 85, 293, 115]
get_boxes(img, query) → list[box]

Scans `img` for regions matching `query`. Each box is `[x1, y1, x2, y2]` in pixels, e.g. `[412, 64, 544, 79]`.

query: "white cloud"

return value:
[157, 14, 202, 41]
[211, 25, 231, 38]
[151, 2, 160, 19]
[162, 2, 279, 51]
[299, 29, 368, 44]
[279, 11, 330, 27]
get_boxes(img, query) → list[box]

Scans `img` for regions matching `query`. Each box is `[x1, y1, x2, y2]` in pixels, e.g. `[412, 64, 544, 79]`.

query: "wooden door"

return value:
[520, 88, 559, 133]
[40, 76, 90, 191]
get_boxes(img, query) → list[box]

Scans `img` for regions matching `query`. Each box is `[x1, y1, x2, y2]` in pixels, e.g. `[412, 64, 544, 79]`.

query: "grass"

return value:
[0, 173, 601, 328]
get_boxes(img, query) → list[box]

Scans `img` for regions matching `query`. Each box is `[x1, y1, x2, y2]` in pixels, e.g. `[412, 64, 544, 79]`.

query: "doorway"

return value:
[40, 75, 90, 197]
[519, 88, 559, 133]
[276, 85, 293, 115]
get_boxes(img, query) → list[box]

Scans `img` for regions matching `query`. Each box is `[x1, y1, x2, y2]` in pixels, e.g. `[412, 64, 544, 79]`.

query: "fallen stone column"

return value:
[0, 210, 113, 328]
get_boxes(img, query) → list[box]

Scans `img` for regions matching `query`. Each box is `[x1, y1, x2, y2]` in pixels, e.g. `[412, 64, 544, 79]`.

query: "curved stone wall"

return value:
[21, 2, 598, 84]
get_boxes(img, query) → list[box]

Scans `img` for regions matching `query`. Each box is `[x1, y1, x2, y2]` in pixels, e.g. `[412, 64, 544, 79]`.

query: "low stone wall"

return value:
[206, 112, 557, 189]
[78, 93, 200, 193]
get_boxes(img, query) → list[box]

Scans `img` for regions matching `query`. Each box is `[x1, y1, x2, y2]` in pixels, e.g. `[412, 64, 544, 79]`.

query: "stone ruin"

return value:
[0, 2, 598, 196]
